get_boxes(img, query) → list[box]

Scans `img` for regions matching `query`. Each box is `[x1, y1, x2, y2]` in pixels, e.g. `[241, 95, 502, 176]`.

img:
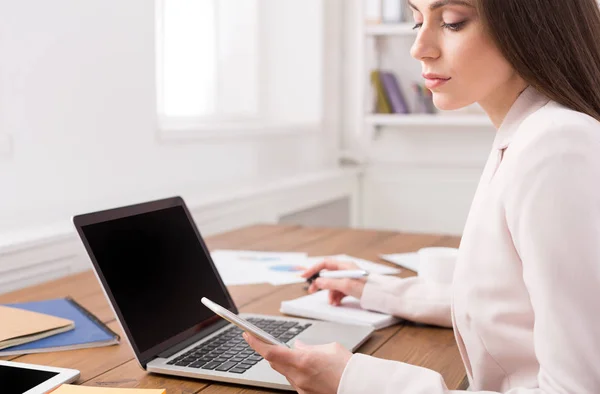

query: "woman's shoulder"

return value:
[514, 99, 600, 152]
[503, 100, 600, 196]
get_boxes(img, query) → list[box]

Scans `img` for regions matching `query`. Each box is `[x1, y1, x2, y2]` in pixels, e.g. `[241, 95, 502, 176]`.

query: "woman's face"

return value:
[409, 0, 518, 110]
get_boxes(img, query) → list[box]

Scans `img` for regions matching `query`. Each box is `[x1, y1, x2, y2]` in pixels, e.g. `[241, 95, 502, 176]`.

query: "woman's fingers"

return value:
[329, 290, 346, 306]
[243, 332, 309, 392]
[300, 259, 359, 278]
[314, 277, 364, 299]
[307, 282, 320, 294]
[328, 289, 337, 305]
[243, 332, 295, 365]
[314, 277, 353, 294]
[247, 331, 351, 394]
[300, 260, 340, 278]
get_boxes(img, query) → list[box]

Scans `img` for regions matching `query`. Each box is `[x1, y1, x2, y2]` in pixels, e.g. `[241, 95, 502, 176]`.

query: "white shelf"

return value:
[365, 23, 417, 36]
[365, 114, 493, 127]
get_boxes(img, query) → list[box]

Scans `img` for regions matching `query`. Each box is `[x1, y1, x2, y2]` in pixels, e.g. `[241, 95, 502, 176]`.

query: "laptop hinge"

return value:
[156, 319, 229, 359]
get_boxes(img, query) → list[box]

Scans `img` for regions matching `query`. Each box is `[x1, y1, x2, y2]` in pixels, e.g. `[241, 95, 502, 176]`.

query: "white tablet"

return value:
[0, 360, 80, 394]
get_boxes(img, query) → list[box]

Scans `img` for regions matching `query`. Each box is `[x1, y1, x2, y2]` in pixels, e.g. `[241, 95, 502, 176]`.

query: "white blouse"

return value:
[338, 86, 600, 393]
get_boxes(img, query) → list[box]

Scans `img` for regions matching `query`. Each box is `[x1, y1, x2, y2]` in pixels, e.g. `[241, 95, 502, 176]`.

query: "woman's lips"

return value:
[424, 77, 450, 89]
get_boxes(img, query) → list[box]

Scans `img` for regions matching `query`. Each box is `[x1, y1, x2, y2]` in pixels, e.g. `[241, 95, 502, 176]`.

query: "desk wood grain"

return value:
[0, 225, 466, 392]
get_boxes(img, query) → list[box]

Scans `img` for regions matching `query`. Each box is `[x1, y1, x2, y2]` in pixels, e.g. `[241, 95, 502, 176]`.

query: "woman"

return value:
[243, 0, 600, 392]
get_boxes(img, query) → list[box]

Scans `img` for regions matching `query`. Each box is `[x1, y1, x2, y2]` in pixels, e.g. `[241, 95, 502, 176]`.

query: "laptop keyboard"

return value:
[167, 318, 312, 374]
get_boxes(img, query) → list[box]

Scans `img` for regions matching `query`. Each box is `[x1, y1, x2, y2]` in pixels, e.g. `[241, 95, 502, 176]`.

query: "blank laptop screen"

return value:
[80, 205, 233, 355]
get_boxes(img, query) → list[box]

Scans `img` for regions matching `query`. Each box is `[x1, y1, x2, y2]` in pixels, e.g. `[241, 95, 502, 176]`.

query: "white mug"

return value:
[417, 247, 459, 284]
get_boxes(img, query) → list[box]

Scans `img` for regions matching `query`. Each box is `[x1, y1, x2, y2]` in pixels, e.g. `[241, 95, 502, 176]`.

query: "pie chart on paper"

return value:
[269, 265, 306, 273]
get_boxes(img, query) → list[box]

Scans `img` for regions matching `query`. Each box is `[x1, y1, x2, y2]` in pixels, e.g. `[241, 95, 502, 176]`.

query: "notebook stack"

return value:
[0, 304, 75, 350]
[0, 297, 119, 356]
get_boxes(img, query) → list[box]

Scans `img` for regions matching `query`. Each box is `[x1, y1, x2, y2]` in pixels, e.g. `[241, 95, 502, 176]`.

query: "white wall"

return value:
[0, 0, 355, 294]
[361, 128, 493, 234]
[0, 0, 339, 239]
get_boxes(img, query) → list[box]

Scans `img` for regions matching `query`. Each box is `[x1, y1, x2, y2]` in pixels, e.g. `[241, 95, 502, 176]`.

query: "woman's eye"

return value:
[412, 21, 467, 31]
[442, 21, 467, 31]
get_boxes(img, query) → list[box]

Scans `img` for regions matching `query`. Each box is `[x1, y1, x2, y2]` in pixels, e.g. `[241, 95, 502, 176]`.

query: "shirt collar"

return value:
[493, 85, 551, 150]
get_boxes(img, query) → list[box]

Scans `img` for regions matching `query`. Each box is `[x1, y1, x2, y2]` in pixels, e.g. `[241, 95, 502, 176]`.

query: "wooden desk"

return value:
[0, 225, 467, 393]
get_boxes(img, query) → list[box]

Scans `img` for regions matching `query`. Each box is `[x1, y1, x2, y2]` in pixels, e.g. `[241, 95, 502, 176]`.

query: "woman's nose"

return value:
[410, 26, 441, 61]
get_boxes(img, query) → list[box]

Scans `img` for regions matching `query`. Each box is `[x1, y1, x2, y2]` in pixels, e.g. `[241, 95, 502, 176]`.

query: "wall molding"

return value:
[0, 168, 360, 294]
[188, 169, 359, 235]
[157, 122, 322, 143]
[0, 234, 88, 295]
[0, 133, 12, 157]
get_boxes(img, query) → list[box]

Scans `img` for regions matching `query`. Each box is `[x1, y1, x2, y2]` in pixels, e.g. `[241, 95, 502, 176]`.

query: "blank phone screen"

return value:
[0, 365, 59, 394]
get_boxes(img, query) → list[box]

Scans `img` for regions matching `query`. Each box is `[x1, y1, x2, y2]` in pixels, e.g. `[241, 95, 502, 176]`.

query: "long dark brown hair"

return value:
[476, 0, 600, 122]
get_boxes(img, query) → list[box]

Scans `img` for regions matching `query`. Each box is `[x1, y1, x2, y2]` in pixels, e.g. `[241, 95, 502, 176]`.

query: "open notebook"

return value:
[280, 291, 399, 330]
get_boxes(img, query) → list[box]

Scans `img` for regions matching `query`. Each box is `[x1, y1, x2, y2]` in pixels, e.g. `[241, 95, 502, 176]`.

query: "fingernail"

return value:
[242, 332, 248, 341]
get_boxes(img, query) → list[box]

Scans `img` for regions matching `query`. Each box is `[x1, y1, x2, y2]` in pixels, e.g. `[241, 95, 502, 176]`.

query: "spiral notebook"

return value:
[280, 291, 399, 330]
[0, 297, 119, 356]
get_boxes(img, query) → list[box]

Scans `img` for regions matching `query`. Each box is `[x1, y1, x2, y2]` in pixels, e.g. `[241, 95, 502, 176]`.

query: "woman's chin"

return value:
[432, 94, 475, 111]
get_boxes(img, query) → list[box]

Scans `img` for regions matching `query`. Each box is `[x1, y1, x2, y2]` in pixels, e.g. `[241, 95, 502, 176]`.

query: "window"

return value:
[156, 0, 328, 138]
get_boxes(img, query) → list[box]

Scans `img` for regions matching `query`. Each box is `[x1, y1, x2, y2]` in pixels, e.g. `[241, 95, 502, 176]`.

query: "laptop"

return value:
[72, 196, 373, 391]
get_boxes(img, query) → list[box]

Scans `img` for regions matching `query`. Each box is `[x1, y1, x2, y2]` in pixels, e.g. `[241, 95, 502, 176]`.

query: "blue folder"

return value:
[0, 297, 119, 356]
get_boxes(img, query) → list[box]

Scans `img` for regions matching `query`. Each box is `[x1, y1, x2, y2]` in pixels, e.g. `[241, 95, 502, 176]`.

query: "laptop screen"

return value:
[77, 201, 236, 362]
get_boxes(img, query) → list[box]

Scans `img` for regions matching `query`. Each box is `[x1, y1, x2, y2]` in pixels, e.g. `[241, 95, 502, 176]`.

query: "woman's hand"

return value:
[243, 332, 352, 394]
[301, 259, 367, 306]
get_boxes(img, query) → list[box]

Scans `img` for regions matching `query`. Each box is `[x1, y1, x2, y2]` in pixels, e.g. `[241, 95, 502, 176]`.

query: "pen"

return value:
[306, 270, 369, 284]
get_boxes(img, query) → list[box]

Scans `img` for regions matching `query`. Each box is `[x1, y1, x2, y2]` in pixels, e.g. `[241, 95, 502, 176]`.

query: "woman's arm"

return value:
[502, 123, 600, 392]
[303, 259, 454, 327]
[360, 274, 453, 328]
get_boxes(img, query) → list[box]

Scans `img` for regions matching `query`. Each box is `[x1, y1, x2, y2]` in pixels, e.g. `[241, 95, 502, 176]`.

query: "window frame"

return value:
[155, 0, 338, 141]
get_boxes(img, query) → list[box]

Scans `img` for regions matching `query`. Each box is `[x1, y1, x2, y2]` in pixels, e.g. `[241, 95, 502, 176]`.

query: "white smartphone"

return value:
[201, 297, 290, 348]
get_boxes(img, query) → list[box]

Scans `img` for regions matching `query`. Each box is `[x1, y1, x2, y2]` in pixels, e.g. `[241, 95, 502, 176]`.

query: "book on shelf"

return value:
[370, 70, 392, 114]
[371, 70, 410, 114]
[0, 297, 120, 356]
[380, 71, 410, 114]
[412, 82, 437, 114]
